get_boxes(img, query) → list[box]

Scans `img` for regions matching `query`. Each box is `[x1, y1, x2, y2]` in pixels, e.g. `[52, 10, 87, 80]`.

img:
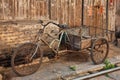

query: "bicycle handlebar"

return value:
[39, 20, 68, 29]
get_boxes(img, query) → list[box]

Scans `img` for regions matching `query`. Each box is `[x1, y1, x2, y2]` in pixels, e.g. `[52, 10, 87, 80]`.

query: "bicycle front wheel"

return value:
[11, 42, 43, 76]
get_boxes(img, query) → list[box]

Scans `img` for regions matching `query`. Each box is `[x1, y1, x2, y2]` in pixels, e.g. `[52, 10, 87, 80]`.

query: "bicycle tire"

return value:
[11, 42, 43, 76]
[91, 38, 109, 64]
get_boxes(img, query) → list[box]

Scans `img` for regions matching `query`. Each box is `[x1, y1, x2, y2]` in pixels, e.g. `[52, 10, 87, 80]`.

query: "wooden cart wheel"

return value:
[11, 43, 43, 76]
[90, 38, 109, 64]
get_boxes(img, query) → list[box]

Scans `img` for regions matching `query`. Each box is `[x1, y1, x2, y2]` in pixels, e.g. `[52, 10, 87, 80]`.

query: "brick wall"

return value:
[0, 21, 41, 54]
[0, 20, 61, 54]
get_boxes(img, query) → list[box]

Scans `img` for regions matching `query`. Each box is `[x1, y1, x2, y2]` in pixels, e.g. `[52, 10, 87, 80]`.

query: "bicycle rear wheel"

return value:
[90, 38, 109, 64]
[11, 42, 43, 76]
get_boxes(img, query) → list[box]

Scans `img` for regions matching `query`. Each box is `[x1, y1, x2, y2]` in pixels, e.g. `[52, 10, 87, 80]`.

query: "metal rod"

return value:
[73, 67, 120, 80]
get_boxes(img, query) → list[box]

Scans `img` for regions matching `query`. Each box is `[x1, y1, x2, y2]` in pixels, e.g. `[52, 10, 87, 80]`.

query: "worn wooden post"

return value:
[106, 0, 109, 35]
[48, 0, 51, 19]
[81, 0, 84, 26]
[1, 0, 5, 20]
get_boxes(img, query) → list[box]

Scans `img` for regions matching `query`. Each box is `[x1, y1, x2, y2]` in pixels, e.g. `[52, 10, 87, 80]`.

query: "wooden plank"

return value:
[27, 0, 30, 19]
[50, 0, 57, 20]
[35, 0, 38, 19]
[75, 0, 82, 27]
[83, 0, 87, 26]
[0, 0, 3, 20]
[44, 0, 49, 18]
[23, 0, 27, 19]
[81, 39, 91, 49]
[14, 0, 17, 19]
[11, 0, 15, 19]
[64, 0, 69, 24]
[58, 0, 62, 23]
[61, 0, 65, 23]
[58, 0, 61, 23]
[70, 0, 75, 27]
[42, 1, 46, 17]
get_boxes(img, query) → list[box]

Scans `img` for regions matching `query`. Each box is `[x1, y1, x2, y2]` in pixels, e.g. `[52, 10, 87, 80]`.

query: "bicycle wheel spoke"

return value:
[11, 43, 43, 76]
[91, 38, 109, 64]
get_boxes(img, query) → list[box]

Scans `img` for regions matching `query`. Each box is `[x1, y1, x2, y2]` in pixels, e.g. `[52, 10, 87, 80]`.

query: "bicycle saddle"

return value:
[59, 24, 68, 29]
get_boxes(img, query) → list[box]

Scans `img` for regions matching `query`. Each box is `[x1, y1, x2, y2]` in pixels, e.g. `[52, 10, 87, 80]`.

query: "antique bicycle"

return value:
[11, 20, 109, 76]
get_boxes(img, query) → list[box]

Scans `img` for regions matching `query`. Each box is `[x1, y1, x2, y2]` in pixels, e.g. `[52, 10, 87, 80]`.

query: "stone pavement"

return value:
[108, 70, 120, 80]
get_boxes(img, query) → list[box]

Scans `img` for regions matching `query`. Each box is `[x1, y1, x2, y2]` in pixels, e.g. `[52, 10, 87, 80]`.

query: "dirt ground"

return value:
[1, 43, 120, 80]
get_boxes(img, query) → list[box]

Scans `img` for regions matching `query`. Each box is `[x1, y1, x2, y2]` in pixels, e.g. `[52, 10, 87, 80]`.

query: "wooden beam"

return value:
[81, 0, 84, 26]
